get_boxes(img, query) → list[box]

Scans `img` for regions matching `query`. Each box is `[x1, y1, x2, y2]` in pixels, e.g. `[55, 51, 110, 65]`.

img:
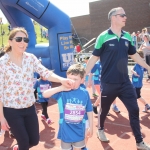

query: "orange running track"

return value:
[0, 79, 150, 150]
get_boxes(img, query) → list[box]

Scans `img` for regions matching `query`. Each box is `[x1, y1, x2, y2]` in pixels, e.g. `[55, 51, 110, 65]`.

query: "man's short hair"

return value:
[108, 7, 123, 20]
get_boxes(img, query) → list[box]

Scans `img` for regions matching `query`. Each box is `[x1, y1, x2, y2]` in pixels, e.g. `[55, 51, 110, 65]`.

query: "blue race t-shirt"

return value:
[34, 79, 52, 102]
[52, 86, 92, 143]
[132, 64, 144, 88]
[91, 61, 101, 84]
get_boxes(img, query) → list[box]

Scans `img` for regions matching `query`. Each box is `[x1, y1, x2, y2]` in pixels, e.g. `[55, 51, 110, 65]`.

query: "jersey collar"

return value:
[108, 28, 125, 37]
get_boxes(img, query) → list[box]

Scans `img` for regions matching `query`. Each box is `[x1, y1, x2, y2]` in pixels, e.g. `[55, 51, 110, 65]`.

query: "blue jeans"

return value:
[4, 105, 39, 150]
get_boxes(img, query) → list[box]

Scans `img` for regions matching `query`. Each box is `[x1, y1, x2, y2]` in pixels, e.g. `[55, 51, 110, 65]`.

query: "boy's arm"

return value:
[87, 111, 93, 137]
[131, 66, 140, 77]
[43, 85, 71, 98]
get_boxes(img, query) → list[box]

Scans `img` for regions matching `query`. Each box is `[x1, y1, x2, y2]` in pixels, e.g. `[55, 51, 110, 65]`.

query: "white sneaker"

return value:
[136, 141, 150, 150]
[96, 130, 109, 142]
[112, 105, 120, 113]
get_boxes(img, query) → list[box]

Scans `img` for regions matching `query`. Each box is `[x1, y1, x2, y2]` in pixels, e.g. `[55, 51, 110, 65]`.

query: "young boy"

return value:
[34, 76, 54, 125]
[131, 50, 150, 112]
[43, 63, 93, 150]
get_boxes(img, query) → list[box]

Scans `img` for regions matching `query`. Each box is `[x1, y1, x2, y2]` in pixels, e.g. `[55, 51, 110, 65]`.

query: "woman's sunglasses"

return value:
[10, 37, 29, 43]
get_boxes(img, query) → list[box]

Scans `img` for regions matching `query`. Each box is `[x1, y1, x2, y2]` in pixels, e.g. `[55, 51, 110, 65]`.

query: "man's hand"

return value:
[147, 66, 150, 75]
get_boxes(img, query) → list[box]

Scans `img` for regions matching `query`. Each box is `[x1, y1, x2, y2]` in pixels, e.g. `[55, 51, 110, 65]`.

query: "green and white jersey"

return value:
[93, 29, 136, 83]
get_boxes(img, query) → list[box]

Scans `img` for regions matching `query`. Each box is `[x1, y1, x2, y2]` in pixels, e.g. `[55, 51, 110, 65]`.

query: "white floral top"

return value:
[0, 52, 51, 109]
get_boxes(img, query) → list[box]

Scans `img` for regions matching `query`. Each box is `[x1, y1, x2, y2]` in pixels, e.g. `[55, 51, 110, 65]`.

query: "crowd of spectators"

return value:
[131, 27, 150, 49]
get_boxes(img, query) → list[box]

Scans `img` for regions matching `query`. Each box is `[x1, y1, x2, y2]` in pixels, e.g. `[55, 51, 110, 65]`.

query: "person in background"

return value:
[136, 31, 142, 48]
[0, 27, 74, 150]
[86, 7, 150, 149]
[43, 63, 93, 150]
[83, 57, 97, 97]
[131, 32, 137, 48]
[139, 34, 150, 82]
[131, 50, 150, 112]
[76, 43, 81, 53]
[34, 75, 54, 126]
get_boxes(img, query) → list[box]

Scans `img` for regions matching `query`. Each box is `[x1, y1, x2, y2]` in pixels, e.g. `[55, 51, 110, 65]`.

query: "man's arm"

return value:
[129, 53, 150, 73]
[86, 55, 99, 75]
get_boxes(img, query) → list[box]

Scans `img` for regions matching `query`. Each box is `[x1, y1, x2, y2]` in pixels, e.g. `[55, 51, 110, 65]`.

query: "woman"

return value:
[139, 34, 150, 81]
[0, 27, 74, 150]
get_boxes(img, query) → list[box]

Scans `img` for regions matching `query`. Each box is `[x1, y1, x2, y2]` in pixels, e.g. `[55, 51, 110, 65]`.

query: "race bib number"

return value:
[40, 84, 51, 92]
[64, 103, 85, 124]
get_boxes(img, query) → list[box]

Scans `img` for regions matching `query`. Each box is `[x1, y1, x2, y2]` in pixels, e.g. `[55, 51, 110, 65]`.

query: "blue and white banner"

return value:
[58, 32, 74, 71]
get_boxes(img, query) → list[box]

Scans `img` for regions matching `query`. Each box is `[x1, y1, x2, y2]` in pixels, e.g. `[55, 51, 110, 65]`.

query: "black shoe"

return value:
[93, 104, 98, 114]
[107, 113, 110, 116]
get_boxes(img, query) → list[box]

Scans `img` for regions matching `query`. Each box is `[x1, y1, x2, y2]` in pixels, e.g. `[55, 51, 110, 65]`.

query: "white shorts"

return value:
[85, 120, 89, 129]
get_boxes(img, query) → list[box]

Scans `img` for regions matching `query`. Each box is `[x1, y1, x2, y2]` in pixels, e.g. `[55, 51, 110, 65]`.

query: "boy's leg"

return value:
[61, 141, 72, 150]
[41, 102, 49, 119]
[136, 87, 150, 112]
[72, 140, 85, 150]
[112, 99, 120, 113]
[93, 96, 101, 114]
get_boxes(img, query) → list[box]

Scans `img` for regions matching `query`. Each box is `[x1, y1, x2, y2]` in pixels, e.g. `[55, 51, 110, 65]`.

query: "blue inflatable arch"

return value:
[0, 0, 74, 77]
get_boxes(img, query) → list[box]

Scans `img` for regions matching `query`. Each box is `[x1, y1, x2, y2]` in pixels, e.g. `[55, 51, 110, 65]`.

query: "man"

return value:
[86, 7, 150, 150]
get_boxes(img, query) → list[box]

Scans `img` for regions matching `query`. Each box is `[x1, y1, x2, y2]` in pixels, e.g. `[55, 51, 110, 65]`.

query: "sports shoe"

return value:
[41, 115, 47, 121]
[9, 130, 15, 138]
[81, 147, 88, 150]
[36, 100, 40, 104]
[92, 104, 98, 114]
[112, 105, 120, 113]
[136, 141, 150, 150]
[96, 129, 109, 142]
[142, 104, 150, 113]
[13, 145, 18, 150]
[46, 118, 54, 126]
[93, 93, 98, 97]
[107, 113, 110, 116]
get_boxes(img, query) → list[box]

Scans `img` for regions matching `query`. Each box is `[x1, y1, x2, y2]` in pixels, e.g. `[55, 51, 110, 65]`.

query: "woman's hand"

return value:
[0, 117, 10, 131]
[60, 78, 75, 89]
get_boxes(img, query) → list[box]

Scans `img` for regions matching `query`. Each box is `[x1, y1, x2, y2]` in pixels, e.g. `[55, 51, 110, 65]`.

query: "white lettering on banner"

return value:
[60, 36, 68, 41]
[63, 61, 74, 68]
[62, 53, 74, 63]
[62, 53, 74, 68]
[61, 41, 69, 45]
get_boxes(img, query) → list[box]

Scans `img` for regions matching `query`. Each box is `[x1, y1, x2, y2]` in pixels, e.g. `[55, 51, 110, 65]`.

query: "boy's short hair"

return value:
[137, 50, 144, 58]
[67, 63, 86, 79]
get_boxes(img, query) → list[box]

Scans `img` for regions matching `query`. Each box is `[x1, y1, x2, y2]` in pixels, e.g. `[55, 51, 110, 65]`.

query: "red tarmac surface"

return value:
[0, 80, 150, 150]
